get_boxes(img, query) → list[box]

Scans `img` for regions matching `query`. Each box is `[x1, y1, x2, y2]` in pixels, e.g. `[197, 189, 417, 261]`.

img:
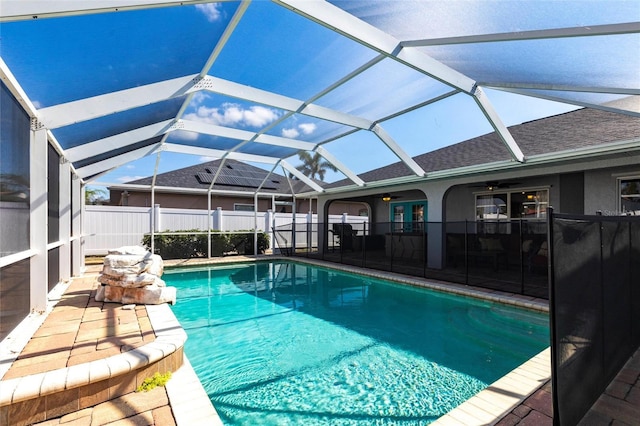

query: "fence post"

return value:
[265, 210, 274, 251]
[213, 207, 223, 231]
[153, 204, 161, 232]
[307, 211, 313, 255]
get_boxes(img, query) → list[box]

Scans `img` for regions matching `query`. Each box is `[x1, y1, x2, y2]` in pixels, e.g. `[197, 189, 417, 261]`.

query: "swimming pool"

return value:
[165, 260, 549, 425]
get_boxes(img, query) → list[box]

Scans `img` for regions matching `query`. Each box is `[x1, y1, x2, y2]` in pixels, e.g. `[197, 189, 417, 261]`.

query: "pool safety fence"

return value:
[273, 218, 549, 299]
[549, 209, 640, 426]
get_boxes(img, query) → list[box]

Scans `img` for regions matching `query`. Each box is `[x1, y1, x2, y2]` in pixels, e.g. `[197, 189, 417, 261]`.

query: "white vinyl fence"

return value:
[84, 205, 366, 255]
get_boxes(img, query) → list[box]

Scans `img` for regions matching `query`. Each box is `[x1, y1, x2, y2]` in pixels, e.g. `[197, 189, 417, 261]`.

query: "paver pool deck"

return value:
[1, 255, 638, 425]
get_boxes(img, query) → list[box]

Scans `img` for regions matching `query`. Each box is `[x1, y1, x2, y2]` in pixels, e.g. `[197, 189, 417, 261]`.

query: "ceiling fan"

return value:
[381, 193, 401, 202]
[470, 181, 520, 191]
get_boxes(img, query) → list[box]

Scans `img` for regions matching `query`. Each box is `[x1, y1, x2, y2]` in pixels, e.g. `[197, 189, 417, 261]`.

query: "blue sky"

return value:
[91, 2, 580, 190]
[1, 1, 581, 191]
[95, 89, 577, 188]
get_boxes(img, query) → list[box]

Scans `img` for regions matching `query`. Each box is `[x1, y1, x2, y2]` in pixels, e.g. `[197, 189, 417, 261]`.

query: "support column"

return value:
[71, 175, 82, 276]
[30, 121, 47, 312]
[425, 184, 449, 270]
[59, 160, 71, 282]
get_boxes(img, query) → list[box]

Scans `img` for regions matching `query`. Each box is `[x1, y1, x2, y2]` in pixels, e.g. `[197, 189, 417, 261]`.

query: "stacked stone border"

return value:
[0, 304, 185, 425]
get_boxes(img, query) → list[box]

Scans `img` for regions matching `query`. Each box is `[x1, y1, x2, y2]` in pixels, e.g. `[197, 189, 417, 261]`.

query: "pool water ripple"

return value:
[166, 261, 549, 425]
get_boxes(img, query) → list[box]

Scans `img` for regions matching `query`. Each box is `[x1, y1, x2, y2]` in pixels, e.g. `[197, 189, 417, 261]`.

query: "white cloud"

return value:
[32, 100, 42, 109]
[281, 128, 300, 138]
[195, 3, 222, 22]
[191, 91, 210, 105]
[184, 102, 280, 128]
[117, 175, 145, 183]
[125, 164, 135, 170]
[298, 123, 317, 135]
[281, 123, 316, 138]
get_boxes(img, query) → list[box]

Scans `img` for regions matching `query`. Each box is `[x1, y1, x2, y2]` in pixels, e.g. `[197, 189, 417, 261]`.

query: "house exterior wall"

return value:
[111, 190, 360, 216]
[585, 165, 640, 215]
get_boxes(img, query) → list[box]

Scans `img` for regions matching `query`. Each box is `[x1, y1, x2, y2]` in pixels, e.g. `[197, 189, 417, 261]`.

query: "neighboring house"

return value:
[315, 108, 640, 267]
[108, 159, 368, 216]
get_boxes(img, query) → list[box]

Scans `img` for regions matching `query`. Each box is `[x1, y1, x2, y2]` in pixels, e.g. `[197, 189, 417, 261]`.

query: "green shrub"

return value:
[142, 230, 269, 259]
[136, 371, 172, 392]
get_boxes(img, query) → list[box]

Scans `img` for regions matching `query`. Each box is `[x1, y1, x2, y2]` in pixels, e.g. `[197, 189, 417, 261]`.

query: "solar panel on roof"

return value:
[195, 172, 278, 190]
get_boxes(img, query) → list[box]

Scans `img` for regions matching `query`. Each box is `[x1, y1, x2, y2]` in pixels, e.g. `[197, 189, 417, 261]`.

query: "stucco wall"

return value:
[585, 165, 640, 215]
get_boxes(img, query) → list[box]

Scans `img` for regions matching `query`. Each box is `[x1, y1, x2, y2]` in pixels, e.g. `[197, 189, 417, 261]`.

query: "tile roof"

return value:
[122, 158, 317, 194]
[327, 108, 640, 188]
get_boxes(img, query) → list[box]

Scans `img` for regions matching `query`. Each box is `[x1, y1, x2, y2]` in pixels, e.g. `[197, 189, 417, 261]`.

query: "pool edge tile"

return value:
[437, 347, 551, 425]
[167, 355, 221, 426]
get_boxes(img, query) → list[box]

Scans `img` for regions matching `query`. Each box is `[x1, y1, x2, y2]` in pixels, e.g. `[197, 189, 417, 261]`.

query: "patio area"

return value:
[1, 256, 638, 425]
[0, 264, 219, 426]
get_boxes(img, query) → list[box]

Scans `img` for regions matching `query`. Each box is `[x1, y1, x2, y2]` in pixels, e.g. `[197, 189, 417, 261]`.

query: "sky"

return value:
[86, 1, 579, 191]
[5, 1, 612, 194]
[93, 90, 578, 189]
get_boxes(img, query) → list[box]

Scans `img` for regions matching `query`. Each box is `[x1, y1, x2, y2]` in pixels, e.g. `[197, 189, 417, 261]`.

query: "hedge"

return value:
[141, 230, 270, 259]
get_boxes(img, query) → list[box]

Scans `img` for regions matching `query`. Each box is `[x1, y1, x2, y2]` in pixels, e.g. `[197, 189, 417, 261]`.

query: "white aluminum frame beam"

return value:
[315, 146, 364, 187]
[472, 86, 525, 162]
[0, 58, 39, 117]
[491, 87, 640, 117]
[276, 0, 524, 163]
[163, 142, 280, 165]
[38, 74, 373, 131]
[402, 22, 640, 47]
[76, 143, 162, 179]
[280, 160, 324, 193]
[275, 0, 476, 93]
[163, 0, 251, 148]
[371, 124, 426, 176]
[0, 0, 236, 22]
[481, 82, 640, 96]
[65, 119, 175, 162]
[38, 74, 198, 129]
[178, 119, 317, 151]
[199, 76, 373, 129]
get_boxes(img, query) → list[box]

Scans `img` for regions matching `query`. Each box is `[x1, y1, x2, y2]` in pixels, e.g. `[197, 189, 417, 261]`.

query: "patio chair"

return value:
[330, 223, 358, 251]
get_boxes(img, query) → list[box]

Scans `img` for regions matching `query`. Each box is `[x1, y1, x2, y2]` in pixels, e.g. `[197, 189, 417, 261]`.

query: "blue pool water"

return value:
[165, 261, 549, 425]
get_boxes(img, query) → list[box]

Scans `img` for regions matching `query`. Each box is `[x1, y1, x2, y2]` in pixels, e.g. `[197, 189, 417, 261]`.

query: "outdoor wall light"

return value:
[382, 193, 392, 202]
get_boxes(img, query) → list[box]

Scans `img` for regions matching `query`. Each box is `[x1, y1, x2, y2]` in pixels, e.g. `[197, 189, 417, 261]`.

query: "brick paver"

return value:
[2, 270, 178, 426]
[497, 349, 640, 426]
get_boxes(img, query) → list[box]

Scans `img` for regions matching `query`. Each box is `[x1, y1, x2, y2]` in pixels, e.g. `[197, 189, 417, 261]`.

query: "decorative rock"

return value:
[122, 285, 176, 305]
[107, 246, 149, 256]
[103, 285, 125, 303]
[95, 284, 106, 302]
[102, 254, 163, 277]
[98, 273, 165, 288]
[97, 246, 175, 306]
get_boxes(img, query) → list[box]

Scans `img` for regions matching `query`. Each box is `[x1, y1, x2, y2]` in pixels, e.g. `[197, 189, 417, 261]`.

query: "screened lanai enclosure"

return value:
[1, 2, 640, 422]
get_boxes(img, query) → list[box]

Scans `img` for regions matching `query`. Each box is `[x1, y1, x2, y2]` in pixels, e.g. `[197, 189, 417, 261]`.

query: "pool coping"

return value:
[164, 255, 551, 425]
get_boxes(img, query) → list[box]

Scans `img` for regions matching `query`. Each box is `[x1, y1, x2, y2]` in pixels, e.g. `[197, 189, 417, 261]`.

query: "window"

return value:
[620, 177, 640, 215]
[234, 203, 255, 212]
[476, 189, 548, 220]
[390, 200, 427, 233]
